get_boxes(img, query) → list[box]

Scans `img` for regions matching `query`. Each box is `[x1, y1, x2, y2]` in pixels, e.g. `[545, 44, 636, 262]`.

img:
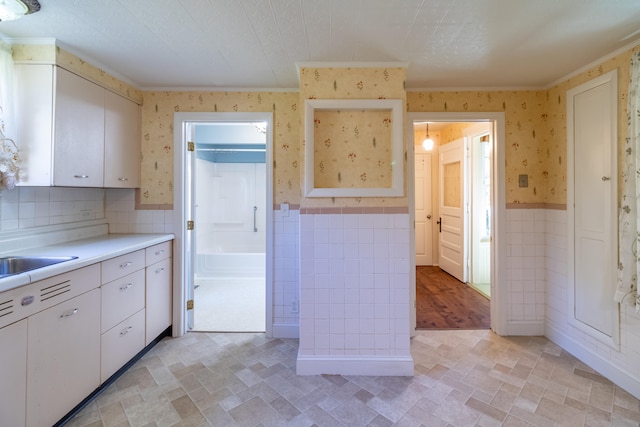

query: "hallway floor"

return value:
[65, 330, 640, 426]
[417, 266, 491, 330]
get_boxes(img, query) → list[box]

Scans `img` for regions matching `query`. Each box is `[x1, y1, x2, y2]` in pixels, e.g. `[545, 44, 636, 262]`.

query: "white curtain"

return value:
[616, 48, 640, 310]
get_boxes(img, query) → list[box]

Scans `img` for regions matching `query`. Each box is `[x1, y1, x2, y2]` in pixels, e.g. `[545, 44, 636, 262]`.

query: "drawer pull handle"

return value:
[155, 250, 165, 256]
[118, 177, 129, 181]
[119, 283, 133, 291]
[120, 261, 133, 269]
[120, 326, 133, 336]
[73, 175, 89, 179]
[155, 267, 165, 274]
[60, 308, 79, 318]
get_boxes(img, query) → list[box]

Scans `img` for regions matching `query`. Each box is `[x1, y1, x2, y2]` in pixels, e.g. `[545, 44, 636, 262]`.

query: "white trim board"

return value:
[296, 355, 414, 376]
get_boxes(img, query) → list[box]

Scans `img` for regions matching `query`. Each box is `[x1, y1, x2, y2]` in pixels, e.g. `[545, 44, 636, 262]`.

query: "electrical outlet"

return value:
[281, 203, 289, 217]
[291, 299, 299, 313]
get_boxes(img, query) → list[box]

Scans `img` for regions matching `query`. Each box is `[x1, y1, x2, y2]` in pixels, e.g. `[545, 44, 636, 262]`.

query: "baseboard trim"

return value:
[505, 320, 544, 336]
[272, 322, 299, 338]
[296, 353, 414, 376]
[545, 323, 640, 400]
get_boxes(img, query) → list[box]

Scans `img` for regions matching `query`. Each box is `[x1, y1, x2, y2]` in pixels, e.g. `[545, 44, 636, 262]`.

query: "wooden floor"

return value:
[416, 266, 491, 329]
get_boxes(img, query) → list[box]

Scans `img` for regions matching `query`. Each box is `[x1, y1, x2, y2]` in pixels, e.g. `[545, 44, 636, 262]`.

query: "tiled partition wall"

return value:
[297, 209, 413, 376]
[272, 206, 301, 335]
[504, 208, 546, 335]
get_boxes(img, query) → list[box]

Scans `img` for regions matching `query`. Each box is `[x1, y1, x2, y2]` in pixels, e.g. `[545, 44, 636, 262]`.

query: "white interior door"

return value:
[415, 152, 433, 265]
[438, 138, 467, 282]
[186, 124, 196, 330]
[569, 70, 618, 343]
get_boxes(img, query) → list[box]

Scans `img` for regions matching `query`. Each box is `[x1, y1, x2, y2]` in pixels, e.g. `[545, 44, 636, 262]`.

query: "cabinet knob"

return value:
[73, 175, 89, 179]
[118, 177, 129, 181]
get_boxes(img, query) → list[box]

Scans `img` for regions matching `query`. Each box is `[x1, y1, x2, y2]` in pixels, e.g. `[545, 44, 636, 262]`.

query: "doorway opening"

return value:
[192, 122, 267, 332]
[173, 112, 274, 337]
[408, 114, 505, 333]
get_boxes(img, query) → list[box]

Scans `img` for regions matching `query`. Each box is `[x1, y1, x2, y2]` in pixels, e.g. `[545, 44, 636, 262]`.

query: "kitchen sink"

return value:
[0, 256, 78, 278]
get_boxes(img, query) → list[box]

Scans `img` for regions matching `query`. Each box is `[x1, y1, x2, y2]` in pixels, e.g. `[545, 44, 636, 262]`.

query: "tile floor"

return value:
[65, 330, 640, 427]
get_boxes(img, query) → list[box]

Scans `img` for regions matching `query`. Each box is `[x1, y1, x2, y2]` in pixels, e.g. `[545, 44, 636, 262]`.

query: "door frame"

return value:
[173, 112, 274, 337]
[407, 112, 506, 335]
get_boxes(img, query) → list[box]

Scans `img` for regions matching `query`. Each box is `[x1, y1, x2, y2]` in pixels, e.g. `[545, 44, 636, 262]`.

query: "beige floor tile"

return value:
[59, 329, 640, 427]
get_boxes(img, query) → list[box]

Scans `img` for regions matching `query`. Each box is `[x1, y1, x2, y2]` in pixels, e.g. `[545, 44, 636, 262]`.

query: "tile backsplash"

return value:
[0, 187, 173, 234]
[0, 187, 105, 231]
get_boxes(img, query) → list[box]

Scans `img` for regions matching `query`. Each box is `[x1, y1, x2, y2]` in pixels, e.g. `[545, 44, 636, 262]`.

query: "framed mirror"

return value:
[304, 98, 404, 197]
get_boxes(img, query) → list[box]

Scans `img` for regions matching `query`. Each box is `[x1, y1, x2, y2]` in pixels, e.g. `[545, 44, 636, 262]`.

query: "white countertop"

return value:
[0, 233, 174, 293]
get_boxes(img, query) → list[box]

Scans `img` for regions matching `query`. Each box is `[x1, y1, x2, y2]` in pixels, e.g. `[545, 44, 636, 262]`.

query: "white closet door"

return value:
[568, 70, 618, 344]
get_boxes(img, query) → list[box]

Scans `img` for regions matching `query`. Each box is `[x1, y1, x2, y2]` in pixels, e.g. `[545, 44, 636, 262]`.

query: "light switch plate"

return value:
[519, 174, 528, 188]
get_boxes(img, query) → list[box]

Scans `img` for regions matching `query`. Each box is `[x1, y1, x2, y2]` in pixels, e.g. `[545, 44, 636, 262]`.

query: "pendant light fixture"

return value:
[0, 0, 40, 21]
[422, 122, 434, 151]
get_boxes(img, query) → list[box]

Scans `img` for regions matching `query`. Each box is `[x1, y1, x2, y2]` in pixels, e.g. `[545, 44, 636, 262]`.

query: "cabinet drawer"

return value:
[0, 264, 100, 329]
[102, 250, 145, 284]
[146, 241, 171, 266]
[100, 308, 145, 383]
[101, 269, 145, 333]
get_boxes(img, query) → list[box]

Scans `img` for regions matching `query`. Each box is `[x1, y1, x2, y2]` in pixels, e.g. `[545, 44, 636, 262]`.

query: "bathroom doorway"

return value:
[191, 122, 267, 332]
[173, 112, 273, 336]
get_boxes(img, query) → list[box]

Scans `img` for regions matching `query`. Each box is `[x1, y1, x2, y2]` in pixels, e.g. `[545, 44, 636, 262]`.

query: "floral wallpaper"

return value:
[313, 109, 393, 189]
[408, 90, 546, 205]
[545, 49, 632, 205]
[14, 44, 636, 209]
[140, 91, 299, 205]
[299, 66, 407, 208]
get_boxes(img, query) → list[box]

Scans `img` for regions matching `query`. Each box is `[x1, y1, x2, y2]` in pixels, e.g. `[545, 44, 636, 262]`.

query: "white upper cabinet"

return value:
[105, 90, 141, 187]
[54, 67, 105, 187]
[14, 64, 140, 188]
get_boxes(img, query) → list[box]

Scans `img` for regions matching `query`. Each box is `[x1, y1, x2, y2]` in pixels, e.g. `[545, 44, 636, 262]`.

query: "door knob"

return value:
[427, 215, 432, 219]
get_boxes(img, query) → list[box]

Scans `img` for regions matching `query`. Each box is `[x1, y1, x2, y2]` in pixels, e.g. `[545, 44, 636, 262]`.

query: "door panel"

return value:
[571, 76, 616, 340]
[415, 152, 433, 265]
[439, 138, 466, 282]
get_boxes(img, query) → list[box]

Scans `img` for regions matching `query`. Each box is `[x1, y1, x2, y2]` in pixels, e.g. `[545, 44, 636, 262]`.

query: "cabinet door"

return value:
[0, 319, 27, 427]
[27, 289, 100, 427]
[14, 64, 55, 186]
[146, 258, 172, 344]
[53, 67, 105, 187]
[104, 91, 140, 188]
[101, 309, 145, 382]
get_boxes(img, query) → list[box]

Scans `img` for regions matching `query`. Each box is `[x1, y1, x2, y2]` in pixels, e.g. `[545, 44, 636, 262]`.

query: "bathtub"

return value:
[196, 252, 265, 278]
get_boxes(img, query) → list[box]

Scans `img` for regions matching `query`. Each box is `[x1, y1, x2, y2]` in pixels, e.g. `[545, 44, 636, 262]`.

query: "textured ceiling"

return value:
[0, 0, 639, 89]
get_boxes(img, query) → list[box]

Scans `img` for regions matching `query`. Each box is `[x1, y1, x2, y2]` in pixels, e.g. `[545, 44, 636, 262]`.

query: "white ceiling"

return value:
[0, 0, 639, 90]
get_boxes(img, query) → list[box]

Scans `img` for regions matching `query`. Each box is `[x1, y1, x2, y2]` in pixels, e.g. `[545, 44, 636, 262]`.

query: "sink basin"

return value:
[0, 256, 78, 278]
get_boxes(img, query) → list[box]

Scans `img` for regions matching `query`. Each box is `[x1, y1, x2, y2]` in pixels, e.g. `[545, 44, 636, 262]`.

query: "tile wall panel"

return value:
[299, 212, 411, 357]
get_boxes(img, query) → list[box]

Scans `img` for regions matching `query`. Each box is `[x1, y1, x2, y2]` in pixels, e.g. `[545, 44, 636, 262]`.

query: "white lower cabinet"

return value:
[0, 319, 27, 427]
[146, 257, 172, 344]
[0, 238, 173, 427]
[101, 309, 145, 381]
[27, 288, 101, 427]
